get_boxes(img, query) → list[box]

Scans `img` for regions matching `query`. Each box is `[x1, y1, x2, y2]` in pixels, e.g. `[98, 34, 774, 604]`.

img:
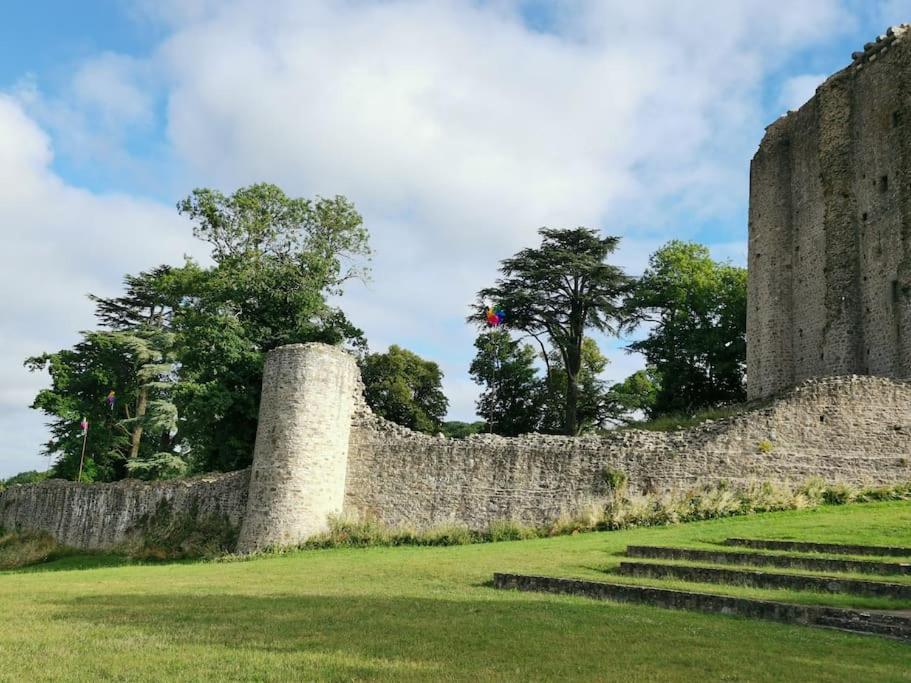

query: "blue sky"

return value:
[1, 0, 909, 477]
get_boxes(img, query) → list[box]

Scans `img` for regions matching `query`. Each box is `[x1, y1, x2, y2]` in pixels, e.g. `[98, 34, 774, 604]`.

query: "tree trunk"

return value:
[129, 386, 148, 460]
[564, 337, 583, 435]
[565, 374, 579, 435]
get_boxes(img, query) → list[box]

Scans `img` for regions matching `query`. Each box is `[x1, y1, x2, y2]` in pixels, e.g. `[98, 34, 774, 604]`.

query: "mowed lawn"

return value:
[2, 503, 911, 682]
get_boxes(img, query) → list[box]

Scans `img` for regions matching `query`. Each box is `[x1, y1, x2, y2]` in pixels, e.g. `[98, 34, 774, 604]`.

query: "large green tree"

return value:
[472, 228, 632, 435]
[624, 241, 747, 415]
[469, 328, 544, 436]
[25, 328, 181, 481]
[26, 183, 372, 478]
[169, 186, 370, 471]
[360, 346, 449, 433]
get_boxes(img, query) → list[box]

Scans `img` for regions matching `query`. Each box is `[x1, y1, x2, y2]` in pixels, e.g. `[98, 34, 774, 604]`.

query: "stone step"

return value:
[615, 561, 911, 599]
[493, 573, 911, 641]
[625, 546, 911, 576]
[724, 538, 911, 557]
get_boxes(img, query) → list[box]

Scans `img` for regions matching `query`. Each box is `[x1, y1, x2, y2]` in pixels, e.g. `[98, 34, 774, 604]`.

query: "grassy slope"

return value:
[1, 502, 911, 682]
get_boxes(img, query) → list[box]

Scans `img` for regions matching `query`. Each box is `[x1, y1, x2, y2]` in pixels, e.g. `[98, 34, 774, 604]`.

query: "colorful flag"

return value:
[485, 306, 506, 327]
[106, 390, 116, 410]
[80, 417, 88, 432]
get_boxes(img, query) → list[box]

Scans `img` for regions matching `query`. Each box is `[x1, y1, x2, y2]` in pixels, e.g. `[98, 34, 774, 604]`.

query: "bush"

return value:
[124, 499, 239, 560]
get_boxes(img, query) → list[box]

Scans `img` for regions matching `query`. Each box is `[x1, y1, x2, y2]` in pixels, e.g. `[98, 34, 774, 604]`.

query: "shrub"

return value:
[822, 482, 856, 505]
[0, 528, 71, 569]
[124, 499, 239, 560]
[596, 468, 628, 495]
[486, 520, 538, 542]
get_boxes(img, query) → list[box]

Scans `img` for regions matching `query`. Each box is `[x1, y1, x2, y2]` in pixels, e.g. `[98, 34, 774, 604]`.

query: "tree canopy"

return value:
[26, 183, 372, 480]
[623, 240, 746, 415]
[471, 227, 632, 434]
[360, 345, 449, 434]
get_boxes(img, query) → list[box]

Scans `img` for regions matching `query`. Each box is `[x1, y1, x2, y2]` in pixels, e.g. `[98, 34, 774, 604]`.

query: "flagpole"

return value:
[77, 420, 88, 482]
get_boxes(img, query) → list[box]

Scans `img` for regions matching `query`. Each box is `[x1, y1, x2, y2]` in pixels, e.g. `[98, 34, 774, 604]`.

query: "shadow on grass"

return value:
[37, 591, 911, 681]
[3, 553, 133, 573]
[1, 552, 214, 574]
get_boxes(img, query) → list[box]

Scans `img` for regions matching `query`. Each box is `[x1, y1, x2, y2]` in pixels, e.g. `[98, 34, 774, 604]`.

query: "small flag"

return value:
[106, 390, 116, 410]
[485, 306, 505, 327]
[80, 417, 88, 432]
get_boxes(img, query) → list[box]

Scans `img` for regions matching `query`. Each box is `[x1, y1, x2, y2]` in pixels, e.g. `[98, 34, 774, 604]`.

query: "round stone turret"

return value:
[236, 343, 359, 553]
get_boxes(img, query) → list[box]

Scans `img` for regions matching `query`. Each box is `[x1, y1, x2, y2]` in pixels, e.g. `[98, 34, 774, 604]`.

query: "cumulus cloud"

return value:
[777, 73, 828, 113]
[0, 0, 858, 474]
[0, 96, 202, 476]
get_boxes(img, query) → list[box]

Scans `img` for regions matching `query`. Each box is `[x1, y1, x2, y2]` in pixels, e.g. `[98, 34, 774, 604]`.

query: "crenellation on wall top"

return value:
[852, 24, 910, 66]
[762, 23, 910, 133]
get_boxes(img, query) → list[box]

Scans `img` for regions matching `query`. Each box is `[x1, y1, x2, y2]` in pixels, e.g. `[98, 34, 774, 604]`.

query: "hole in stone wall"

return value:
[820, 415, 825, 422]
[862, 212, 868, 221]
[880, 175, 889, 192]
[894, 110, 903, 127]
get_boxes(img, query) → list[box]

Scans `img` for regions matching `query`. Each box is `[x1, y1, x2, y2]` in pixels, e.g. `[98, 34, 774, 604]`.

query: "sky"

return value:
[1, 0, 910, 478]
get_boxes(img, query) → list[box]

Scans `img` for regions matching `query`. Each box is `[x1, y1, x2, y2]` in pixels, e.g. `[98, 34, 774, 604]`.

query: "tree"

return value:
[165, 185, 370, 472]
[440, 421, 487, 438]
[26, 183, 372, 478]
[605, 369, 660, 423]
[25, 329, 181, 481]
[624, 241, 747, 415]
[469, 328, 544, 436]
[360, 346, 449, 433]
[539, 337, 614, 433]
[472, 228, 632, 434]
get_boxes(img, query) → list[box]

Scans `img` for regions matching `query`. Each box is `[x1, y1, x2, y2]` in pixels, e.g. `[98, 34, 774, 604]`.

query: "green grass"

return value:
[617, 405, 746, 431]
[1, 502, 911, 681]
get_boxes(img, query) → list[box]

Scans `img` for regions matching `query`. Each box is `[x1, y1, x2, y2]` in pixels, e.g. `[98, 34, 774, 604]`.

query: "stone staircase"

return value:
[493, 538, 911, 641]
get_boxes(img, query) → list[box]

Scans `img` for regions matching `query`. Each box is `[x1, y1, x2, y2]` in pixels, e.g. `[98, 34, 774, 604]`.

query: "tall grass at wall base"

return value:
[300, 479, 911, 551]
[0, 528, 73, 570]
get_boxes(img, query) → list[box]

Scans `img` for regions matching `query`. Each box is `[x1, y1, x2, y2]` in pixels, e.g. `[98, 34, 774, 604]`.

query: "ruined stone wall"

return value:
[3, 349, 910, 551]
[748, 25, 911, 399]
[0, 469, 248, 550]
[345, 376, 911, 529]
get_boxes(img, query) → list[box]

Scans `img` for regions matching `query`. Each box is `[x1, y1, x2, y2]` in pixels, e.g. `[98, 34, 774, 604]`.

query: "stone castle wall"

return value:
[345, 375, 911, 529]
[0, 469, 248, 550]
[1, 345, 910, 551]
[748, 24, 911, 399]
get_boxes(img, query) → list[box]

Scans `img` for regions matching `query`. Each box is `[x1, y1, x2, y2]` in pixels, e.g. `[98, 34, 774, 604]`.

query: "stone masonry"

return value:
[1, 344, 910, 551]
[236, 343, 360, 553]
[748, 25, 911, 399]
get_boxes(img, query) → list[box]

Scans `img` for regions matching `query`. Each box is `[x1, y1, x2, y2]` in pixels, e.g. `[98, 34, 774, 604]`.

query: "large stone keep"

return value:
[747, 25, 911, 399]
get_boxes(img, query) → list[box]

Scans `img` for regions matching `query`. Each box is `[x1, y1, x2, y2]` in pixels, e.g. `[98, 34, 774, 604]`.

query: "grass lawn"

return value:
[1, 502, 911, 682]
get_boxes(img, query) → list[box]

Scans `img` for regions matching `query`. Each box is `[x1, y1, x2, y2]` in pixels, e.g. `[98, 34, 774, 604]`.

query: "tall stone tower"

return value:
[236, 343, 360, 553]
[747, 25, 911, 400]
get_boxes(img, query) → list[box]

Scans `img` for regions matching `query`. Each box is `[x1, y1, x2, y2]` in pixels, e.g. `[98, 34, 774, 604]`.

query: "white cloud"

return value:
[0, 96, 203, 477]
[777, 73, 828, 113]
[0, 0, 859, 474]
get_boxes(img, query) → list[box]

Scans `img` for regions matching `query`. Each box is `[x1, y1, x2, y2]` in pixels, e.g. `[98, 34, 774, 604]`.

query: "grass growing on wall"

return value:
[617, 405, 746, 432]
[1, 501, 910, 681]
